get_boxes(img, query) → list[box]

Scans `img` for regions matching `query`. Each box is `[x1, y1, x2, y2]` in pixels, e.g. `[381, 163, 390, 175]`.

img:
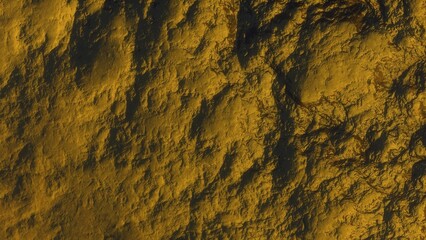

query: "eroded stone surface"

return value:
[0, 0, 425, 239]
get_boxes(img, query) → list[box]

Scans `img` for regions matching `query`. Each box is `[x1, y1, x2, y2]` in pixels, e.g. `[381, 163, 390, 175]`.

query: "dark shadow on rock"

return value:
[189, 99, 208, 139]
[123, 0, 171, 122]
[411, 159, 426, 184]
[286, 185, 312, 238]
[409, 124, 426, 153]
[124, 72, 150, 121]
[43, 47, 63, 85]
[0, 68, 24, 99]
[235, 1, 302, 67]
[69, 0, 121, 88]
[365, 126, 387, 163]
[15, 143, 35, 170]
[237, 163, 261, 194]
[414, 61, 426, 93]
[235, 0, 262, 67]
[270, 71, 297, 188]
[82, 146, 97, 171]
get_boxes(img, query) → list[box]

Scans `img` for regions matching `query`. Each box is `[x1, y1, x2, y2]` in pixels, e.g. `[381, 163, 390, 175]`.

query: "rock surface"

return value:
[1, 0, 425, 239]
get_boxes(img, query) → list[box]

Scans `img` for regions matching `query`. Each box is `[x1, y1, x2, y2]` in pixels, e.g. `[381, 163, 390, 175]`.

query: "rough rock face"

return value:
[1, 0, 425, 239]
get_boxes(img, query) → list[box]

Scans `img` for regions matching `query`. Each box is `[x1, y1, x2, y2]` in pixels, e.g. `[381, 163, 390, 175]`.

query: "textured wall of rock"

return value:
[0, 0, 425, 239]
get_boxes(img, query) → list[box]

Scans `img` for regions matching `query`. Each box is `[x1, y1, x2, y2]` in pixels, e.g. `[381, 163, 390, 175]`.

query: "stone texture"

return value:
[0, 0, 425, 239]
